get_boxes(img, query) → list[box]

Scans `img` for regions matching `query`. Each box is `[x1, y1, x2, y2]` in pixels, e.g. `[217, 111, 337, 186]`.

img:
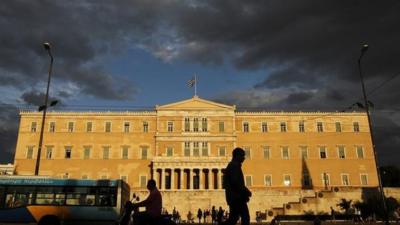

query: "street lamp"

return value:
[357, 44, 389, 224]
[34, 42, 54, 176]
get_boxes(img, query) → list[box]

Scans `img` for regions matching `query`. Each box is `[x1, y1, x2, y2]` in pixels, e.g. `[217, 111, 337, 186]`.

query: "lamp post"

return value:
[34, 42, 54, 176]
[357, 44, 389, 224]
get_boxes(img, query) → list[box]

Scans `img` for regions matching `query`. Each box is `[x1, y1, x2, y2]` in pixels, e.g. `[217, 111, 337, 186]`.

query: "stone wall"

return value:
[134, 187, 400, 222]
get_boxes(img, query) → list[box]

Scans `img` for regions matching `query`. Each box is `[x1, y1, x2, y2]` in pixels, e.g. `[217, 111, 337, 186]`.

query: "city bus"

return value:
[0, 176, 130, 225]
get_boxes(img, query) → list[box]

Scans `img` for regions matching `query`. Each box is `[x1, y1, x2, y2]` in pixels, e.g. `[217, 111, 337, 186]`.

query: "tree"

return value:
[337, 198, 353, 214]
[380, 166, 400, 187]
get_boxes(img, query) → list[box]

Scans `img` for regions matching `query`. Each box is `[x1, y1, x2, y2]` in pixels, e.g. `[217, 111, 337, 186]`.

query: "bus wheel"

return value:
[38, 216, 60, 225]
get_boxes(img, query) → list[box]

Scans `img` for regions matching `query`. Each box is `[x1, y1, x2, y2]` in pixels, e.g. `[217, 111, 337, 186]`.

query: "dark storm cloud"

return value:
[1, 0, 400, 165]
[286, 92, 314, 104]
[0, 103, 19, 163]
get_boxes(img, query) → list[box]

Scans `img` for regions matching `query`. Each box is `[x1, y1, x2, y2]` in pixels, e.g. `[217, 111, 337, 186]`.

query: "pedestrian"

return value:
[188, 211, 194, 223]
[211, 206, 217, 224]
[220, 148, 252, 225]
[197, 208, 203, 224]
[217, 207, 224, 225]
[330, 206, 336, 223]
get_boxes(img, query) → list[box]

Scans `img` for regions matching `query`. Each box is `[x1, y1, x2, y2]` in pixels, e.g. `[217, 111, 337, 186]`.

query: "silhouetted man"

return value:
[221, 148, 251, 225]
[132, 179, 162, 225]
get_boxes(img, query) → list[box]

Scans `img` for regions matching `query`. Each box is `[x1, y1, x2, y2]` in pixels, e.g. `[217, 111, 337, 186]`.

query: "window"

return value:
[103, 147, 110, 159]
[83, 146, 91, 159]
[27, 146, 34, 159]
[280, 122, 287, 132]
[120, 175, 128, 182]
[262, 122, 268, 132]
[263, 146, 270, 159]
[184, 118, 190, 132]
[140, 175, 147, 188]
[167, 122, 173, 132]
[317, 122, 323, 132]
[338, 146, 346, 159]
[335, 122, 342, 132]
[245, 175, 252, 186]
[86, 122, 92, 132]
[143, 122, 148, 133]
[281, 146, 289, 159]
[201, 142, 208, 156]
[283, 175, 291, 186]
[219, 147, 226, 157]
[322, 173, 330, 186]
[166, 147, 173, 157]
[356, 146, 364, 159]
[141, 147, 148, 159]
[31, 122, 37, 132]
[124, 122, 130, 133]
[300, 146, 308, 159]
[49, 122, 55, 132]
[65, 147, 72, 159]
[105, 122, 111, 132]
[243, 122, 249, 132]
[193, 118, 199, 132]
[122, 146, 129, 159]
[244, 147, 251, 159]
[299, 121, 305, 133]
[353, 122, 360, 132]
[319, 146, 327, 159]
[45, 146, 53, 159]
[264, 175, 272, 186]
[360, 174, 368, 185]
[184, 142, 190, 156]
[202, 118, 208, 132]
[219, 122, 225, 132]
[193, 142, 200, 156]
[341, 174, 350, 186]
[68, 122, 74, 132]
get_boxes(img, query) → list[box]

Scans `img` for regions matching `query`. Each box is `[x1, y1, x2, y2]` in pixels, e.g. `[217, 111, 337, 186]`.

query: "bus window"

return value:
[54, 194, 66, 205]
[14, 193, 30, 207]
[98, 187, 116, 206]
[5, 194, 13, 208]
[66, 193, 81, 205]
[36, 193, 54, 205]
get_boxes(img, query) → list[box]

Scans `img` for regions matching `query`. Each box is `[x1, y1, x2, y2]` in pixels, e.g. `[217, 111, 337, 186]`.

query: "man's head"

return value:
[232, 147, 245, 163]
[147, 179, 157, 191]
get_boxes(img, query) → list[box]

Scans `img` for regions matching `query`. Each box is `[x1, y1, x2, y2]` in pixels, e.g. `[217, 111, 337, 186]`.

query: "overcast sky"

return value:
[1, 0, 399, 166]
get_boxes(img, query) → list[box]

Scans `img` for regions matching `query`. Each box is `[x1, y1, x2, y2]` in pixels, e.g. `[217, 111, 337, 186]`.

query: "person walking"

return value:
[220, 147, 252, 225]
[217, 207, 224, 224]
[211, 206, 217, 224]
[197, 208, 203, 224]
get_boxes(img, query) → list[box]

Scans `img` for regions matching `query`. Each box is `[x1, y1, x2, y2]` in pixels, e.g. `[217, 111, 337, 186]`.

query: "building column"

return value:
[161, 168, 166, 190]
[171, 167, 175, 190]
[178, 168, 184, 190]
[155, 168, 160, 188]
[190, 168, 194, 190]
[200, 168, 204, 190]
[207, 169, 211, 190]
[217, 169, 222, 189]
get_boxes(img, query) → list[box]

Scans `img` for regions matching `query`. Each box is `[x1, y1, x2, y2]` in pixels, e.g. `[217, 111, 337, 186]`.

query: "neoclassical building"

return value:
[13, 96, 380, 217]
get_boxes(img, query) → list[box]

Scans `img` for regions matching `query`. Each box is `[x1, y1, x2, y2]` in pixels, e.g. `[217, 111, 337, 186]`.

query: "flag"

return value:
[187, 77, 196, 87]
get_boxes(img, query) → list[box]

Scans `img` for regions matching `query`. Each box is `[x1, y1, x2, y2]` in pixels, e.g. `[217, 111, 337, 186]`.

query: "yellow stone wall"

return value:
[14, 96, 378, 194]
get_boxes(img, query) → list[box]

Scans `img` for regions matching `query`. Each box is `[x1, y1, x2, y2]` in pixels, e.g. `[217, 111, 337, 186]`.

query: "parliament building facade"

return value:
[13, 96, 381, 218]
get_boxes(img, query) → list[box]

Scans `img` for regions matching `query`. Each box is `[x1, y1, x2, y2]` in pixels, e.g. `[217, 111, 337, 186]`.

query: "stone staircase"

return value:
[269, 187, 339, 217]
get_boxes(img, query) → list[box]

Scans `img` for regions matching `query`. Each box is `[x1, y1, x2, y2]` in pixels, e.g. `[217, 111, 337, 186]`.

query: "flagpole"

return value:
[194, 74, 197, 96]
